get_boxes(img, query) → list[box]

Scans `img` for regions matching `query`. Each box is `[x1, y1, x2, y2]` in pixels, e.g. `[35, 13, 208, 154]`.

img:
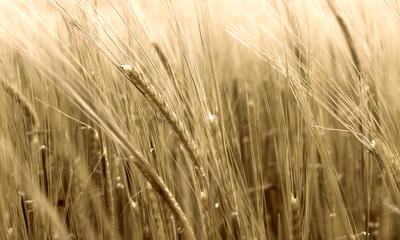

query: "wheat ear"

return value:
[120, 65, 202, 170]
[0, 79, 39, 139]
[152, 42, 176, 80]
[102, 147, 115, 240]
[0, 79, 39, 128]
[230, 212, 241, 240]
[327, 0, 361, 77]
[72, 158, 86, 240]
[149, 184, 166, 240]
[127, 153, 196, 239]
[291, 194, 300, 240]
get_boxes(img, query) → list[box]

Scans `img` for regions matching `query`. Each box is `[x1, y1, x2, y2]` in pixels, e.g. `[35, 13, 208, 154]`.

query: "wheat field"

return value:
[1, 0, 400, 239]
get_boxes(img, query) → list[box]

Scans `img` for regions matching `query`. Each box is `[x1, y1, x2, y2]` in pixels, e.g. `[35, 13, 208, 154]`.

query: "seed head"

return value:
[177, 120, 184, 132]
[155, 93, 163, 105]
[121, 65, 142, 80]
[170, 112, 178, 124]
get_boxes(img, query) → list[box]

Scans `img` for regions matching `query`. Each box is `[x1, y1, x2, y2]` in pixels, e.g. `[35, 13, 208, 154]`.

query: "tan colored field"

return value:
[1, 0, 400, 239]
